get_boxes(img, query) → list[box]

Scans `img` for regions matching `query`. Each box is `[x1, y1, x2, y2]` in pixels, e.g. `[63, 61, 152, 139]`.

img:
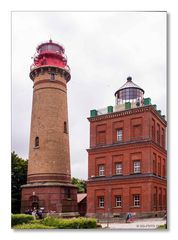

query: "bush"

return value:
[12, 215, 98, 229]
[31, 219, 43, 224]
[157, 224, 167, 229]
[42, 217, 97, 229]
[42, 216, 61, 227]
[14, 223, 56, 229]
[11, 214, 34, 227]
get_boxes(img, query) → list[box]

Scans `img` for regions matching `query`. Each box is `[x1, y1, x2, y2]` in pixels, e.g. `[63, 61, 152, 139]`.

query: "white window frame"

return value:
[115, 195, 122, 207]
[98, 196, 104, 208]
[117, 129, 123, 142]
[115, 163, 122, 175]
[98, 164, 105, 176]
[133, 160, 141, 173]
[133, 194, 140, 207]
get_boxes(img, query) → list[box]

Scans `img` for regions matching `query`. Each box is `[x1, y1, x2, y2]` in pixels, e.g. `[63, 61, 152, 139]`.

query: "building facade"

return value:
[21, 40, 78, 216]
[87, 77, 167, 218]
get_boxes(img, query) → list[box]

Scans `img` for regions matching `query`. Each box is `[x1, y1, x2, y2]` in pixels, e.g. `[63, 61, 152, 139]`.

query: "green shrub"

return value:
[31, 219, 43, 224]
[42, 217, 97, 229]
[12, 215, 98, 229]
[42, 217, 61, 227]
[157, 224, 167, 229]
[11, 214, 34, 227]
[14, 223, 56, 229]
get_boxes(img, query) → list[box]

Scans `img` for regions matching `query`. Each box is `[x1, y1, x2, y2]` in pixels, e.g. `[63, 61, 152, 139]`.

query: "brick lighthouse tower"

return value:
[21, 40, 78, 216]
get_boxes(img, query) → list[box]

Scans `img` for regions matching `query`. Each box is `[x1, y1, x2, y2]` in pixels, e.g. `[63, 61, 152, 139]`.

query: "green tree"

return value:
[72, 177, 86, 193]
[11, 151, 28, 213]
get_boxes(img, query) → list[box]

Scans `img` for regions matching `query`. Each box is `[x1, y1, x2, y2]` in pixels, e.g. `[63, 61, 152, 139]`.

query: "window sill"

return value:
[66, 198, 72, 201]
[131, 172, 141, 175]
[34, 146, 40, 149]
[130, 206, 140, 208]
[113, 140, 123, 143]
[113, 206, 122, 209]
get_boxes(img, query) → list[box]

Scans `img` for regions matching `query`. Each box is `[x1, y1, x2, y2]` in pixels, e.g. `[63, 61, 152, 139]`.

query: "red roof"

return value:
[77, 193, 87, 203]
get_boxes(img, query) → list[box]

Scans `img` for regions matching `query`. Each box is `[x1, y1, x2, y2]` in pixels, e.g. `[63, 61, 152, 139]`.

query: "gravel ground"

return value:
[101, 218, 166, 229]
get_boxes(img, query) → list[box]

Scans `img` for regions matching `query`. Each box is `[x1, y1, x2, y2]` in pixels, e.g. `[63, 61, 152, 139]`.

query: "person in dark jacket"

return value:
[126, 213, 132, 223]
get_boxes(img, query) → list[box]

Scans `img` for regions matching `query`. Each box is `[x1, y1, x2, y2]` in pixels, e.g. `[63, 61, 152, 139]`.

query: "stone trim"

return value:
[21, 182, 78, 188]
[87, 139, 167, 154]
[33, 79, 67, 88]
[27, 173, 71, 183]
[88, 105, 166, 125]
[30, 65, 71, 82]
[34, 86, 67, 94]
[87, 173, 167, 182]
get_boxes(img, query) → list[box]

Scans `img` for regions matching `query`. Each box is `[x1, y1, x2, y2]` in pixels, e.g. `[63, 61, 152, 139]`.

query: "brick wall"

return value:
[21, 185, 78, 214]
[87, 106, 167, 217]
[27, 69, 71, 183]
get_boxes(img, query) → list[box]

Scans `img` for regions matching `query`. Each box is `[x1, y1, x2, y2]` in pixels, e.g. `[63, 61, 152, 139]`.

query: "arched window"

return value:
[64, 121, 68, 134]
[29, 195, 39, 203]
[64, 188, 71, 199]
[51, 73, 55, 81]
[35, 136, 39, 147]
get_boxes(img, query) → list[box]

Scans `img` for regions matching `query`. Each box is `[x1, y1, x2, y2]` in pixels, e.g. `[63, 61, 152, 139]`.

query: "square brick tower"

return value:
[21, 40, 78, 216]
[87, 77, 167, 219]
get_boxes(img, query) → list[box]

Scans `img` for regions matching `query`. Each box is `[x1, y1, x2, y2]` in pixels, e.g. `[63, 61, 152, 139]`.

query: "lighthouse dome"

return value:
[115, 76, 144, 104]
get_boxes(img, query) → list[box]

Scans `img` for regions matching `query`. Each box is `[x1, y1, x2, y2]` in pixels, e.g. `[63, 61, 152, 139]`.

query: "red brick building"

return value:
[21, 40, 78, 216]
[87, 77, 167, 218]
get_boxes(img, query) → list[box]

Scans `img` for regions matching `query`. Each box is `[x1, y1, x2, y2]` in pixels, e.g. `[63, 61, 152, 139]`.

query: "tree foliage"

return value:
[71, 177, 86, 193]
[11, 151, 28, 213]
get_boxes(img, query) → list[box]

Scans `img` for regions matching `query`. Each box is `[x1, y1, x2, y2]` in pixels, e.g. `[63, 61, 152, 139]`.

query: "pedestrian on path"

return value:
[126, 213, 132, 223]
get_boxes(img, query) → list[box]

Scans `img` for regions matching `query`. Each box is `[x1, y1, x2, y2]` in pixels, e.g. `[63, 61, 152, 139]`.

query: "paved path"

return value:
[101, 218, 166, 229]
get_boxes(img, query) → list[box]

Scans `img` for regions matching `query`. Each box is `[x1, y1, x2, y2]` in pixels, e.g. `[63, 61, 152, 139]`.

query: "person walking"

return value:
[126, 213, 132, 223]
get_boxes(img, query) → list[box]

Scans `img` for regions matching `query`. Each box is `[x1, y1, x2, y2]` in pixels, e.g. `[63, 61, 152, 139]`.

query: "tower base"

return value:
[21, 182, 79, 216]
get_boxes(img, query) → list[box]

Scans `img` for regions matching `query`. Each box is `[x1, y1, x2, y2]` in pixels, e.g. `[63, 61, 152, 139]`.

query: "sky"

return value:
[12, 11, 167, 180]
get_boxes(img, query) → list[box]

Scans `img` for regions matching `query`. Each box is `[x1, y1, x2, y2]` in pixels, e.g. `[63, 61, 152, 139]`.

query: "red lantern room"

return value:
[30, 39, 71, 81]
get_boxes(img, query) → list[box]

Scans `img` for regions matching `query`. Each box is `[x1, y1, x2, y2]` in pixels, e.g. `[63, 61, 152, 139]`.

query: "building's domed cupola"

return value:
[115, 76, 144, 105]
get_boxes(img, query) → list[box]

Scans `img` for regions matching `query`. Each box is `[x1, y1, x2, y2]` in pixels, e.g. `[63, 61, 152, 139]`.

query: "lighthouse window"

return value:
[64, 121, 68, 133]
[98, 164, 105, 176]
[115, 195, 122, 207]
[133, 194, 140, 207]
[35, 137, 39, 147]
[116, 129, 123, 142]
[98, 196, 104, 208]
[64, 188, 71, 199]
[133, 160, 141, 173]
[115, 163, 122, 175]
[51, 73, 55, 81]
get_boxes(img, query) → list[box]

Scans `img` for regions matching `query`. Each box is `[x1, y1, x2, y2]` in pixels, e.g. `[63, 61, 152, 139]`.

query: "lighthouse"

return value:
[21, 40, 78, 216]
[87, 77, 167, 218]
